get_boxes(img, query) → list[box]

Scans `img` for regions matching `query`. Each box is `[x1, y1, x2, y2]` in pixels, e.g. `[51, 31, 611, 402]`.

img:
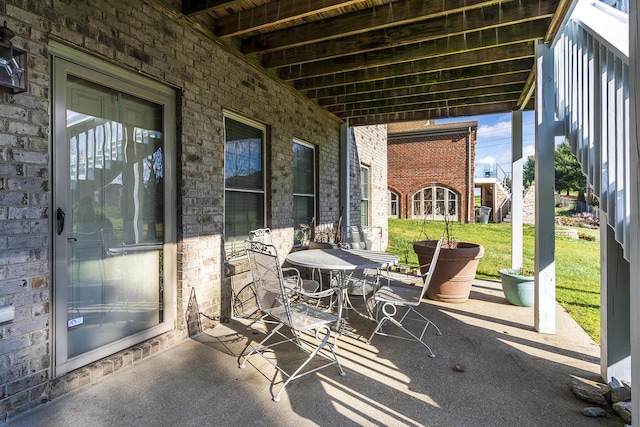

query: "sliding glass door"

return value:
[52, 48, 176, 374]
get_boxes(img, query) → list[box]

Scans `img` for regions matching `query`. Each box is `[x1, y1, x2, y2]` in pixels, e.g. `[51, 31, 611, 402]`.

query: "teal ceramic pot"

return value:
[498, 268, 535, 307]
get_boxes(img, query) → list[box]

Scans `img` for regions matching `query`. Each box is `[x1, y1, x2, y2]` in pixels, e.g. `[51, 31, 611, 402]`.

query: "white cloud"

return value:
[476, 156, 496, 165]
[495, 151, 512, 165]
[480, 144, 534, 167]
[470, 113, 537, 170]
[477, 120, 511, 141]
[523, 144, 535, 157]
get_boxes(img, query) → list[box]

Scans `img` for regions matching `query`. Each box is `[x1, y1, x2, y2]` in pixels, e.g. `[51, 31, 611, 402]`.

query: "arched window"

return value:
[388, 190, 399, 218]
[412, 186, 458, 221]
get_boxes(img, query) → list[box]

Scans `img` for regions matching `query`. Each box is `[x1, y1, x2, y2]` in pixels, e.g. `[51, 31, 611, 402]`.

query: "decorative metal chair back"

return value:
[240, 239, 345, 402]
[367, 237, 444, 357]
[231, 229, 274, 321]
[342, 225, 382, 251]
[249, 228, 273, 245]
[415, 238, 443, 301]
[244, 240, 292, 321]
[248, 227, 319, 295]
[340, 226, 385, 308]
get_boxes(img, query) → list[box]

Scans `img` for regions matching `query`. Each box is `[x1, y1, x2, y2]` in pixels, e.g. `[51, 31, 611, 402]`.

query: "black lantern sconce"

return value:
[0, 21, 26, 94]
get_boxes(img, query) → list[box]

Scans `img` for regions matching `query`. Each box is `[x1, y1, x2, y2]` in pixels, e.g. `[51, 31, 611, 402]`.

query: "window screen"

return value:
[293, 141, 315, 245]
[224, 115, 265, 257]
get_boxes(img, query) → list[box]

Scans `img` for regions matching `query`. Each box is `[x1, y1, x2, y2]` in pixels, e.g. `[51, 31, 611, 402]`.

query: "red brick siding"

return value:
[387, 131, 476, 222]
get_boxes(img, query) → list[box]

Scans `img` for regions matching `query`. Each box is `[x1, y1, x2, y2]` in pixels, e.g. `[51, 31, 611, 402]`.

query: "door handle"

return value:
[56, 208, 65, 235]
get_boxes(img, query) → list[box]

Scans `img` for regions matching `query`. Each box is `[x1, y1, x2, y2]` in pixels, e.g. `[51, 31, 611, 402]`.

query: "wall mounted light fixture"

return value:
[0, 21, 26, 94]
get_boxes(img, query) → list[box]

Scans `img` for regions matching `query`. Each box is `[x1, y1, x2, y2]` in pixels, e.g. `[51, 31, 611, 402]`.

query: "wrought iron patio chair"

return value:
[244, 229, 321, 329]
[239, 240, 345, 402]
[340, 225, 385, 314]
[340, 225, 382, 251]
[366, 237, 444, 357]
[249, 228, 320, 292]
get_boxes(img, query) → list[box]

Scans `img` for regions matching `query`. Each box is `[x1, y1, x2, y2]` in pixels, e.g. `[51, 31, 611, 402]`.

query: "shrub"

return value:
[579, 232, 596, 241]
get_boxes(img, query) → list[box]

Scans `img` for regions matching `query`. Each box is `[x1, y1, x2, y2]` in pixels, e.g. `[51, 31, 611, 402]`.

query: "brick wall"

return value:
[0, 0, 348, 419]
[387, 126, 476, 223]
[351, 125, 389, 249]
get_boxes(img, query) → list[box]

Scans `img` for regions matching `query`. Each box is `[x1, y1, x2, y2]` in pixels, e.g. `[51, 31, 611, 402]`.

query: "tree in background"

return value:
[555, 141, 586, 195]
[523, 156, 535, 188]
[519, 142, 586, 195]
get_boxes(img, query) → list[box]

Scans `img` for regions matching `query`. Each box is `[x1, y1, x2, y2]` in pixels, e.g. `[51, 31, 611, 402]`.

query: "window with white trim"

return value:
[360, 165, 370, 226]
[412, 186, 458, 221]
[224, 113, 265, 257]
[293, 140, 316, 245]
[389, 190, 399, 218]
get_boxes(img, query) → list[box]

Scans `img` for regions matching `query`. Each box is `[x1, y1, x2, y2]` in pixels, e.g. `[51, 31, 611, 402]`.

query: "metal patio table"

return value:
[285, 248, 399, 319]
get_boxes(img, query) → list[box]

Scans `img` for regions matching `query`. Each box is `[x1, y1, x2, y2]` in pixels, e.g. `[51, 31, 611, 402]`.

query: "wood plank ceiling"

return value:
[181, 0, 571, 126]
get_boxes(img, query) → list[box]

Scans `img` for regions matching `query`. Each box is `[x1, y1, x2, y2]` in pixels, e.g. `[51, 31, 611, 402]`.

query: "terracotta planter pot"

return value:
[413, 240, 484, 303]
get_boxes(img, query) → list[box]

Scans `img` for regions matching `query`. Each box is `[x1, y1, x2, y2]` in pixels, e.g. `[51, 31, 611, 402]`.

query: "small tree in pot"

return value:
[393, 236, 414, 273]
[413, 216, 484, 303]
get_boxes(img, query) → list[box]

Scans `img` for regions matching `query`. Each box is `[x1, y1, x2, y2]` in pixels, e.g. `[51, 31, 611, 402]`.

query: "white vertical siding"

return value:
[553, 0, 630, 260]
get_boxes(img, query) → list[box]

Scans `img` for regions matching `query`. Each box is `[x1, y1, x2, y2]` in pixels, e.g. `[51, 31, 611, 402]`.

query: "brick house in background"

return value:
[387, 121, 478, 223]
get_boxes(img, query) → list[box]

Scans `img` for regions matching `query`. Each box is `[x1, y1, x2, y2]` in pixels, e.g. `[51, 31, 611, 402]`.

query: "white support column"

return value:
[339, 121, 351, 227]
[600, 211, 631, 382]
[534, 42, 556, 334]
[628, 2, 640, 423]
[511, 111, 524, 270]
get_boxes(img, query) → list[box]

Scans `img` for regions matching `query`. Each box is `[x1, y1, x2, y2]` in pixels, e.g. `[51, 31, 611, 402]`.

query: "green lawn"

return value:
[387, 218, 601, 343]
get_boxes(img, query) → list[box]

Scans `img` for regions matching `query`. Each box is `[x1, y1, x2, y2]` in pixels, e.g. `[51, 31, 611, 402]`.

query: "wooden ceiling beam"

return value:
[305, 58, 534, 99]
[347, 101, 521, 126]
[264, 3, 554, 69]
[182, 0, 244, 17]
[318, 73, 531, 107]
[343, 93, 521, 117]
[215, 0, 367, 38]
[518, 64, 537, 108]
[545, 0, 574, 42]
[278, 19, 549, 81]
[179, 0, 566, 124]
[332, 89, 523, 116]
[293, 41, 534, 90]
[241, 0, 505, 54]
[328, 85, 522, 116]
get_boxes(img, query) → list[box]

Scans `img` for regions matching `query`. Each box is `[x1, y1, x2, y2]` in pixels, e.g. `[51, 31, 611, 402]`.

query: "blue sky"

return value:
[436, 110, 536, 176]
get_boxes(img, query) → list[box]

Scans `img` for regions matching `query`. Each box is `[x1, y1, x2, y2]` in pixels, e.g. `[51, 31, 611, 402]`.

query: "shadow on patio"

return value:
[9, 280, 621, 427]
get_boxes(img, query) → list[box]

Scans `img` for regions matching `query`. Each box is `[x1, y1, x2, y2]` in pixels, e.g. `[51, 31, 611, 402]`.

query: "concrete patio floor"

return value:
[7, 279, 622, 426]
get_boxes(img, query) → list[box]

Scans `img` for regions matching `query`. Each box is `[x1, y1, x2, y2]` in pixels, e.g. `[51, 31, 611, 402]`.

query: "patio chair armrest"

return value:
[282, 268, 321, 294]
[294, 286, 344, 322]
[385, 263, 434, 289]
[281, 266, 302, 278]
[282, 275, 304, 294]
[400, 263, 431, 279]
[296, 287, 339, 300]
[282, 267, 307, 287]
